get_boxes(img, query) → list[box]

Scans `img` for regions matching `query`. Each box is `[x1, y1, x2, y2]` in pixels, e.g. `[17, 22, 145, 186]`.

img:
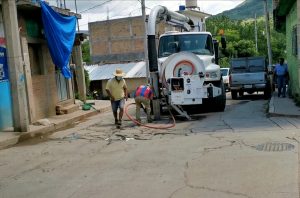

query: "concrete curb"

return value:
[0, 135, 19, 150]
[0, 106, 112, 150]
[267, 95, 300, 118]
[268, 112, 300, 118]
[268, 96, 275, 114]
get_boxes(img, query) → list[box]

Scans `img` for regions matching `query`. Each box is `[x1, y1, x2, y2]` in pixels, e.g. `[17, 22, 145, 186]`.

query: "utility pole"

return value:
[254, 13, 258, 52]
[74, 0, 80, 31]
[141, 0, 150, 83]
[106, 6, 109, 20]
[264, 0, 272, 70]
[2, 0, 29, 132]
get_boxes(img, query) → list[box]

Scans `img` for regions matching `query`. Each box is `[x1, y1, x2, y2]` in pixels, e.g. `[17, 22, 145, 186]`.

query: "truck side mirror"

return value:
[213, 39, 219, 65]
[221, 36, 226, 49]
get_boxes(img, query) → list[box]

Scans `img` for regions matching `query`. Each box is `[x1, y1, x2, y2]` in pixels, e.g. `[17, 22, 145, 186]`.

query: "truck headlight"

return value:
[206, 72, 218, 78]
[210, 72, 218, 78]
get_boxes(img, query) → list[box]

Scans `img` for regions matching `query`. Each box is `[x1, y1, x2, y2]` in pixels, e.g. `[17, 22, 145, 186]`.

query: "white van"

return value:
[221, 68, 230, 91]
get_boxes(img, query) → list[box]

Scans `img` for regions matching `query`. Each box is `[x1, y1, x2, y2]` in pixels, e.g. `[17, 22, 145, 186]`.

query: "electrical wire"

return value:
[79, 0, 112, 13]
[136, 0, 151, 10]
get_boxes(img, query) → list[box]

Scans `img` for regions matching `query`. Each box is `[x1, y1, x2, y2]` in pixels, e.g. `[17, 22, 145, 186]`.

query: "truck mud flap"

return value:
[207, 86, 213, 98]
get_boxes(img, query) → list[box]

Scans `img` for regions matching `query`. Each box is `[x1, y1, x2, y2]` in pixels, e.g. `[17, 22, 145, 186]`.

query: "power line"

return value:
[77, 0, 152, 29]
[79, 0, 112, 13]
[136, 0, 151, 10]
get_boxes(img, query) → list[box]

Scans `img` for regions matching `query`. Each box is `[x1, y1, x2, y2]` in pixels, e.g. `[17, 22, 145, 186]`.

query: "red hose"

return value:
[124, 103, 176, 129]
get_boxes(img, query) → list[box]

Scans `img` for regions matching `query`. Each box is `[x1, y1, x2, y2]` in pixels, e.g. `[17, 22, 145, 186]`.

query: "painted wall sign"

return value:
[0, 46, 8, 82]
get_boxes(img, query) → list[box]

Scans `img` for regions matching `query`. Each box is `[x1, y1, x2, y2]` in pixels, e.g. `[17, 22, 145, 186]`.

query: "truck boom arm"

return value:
[147, 6, 193, 35]
[147, 6, 194, 120]
[147, 6, 194, 73]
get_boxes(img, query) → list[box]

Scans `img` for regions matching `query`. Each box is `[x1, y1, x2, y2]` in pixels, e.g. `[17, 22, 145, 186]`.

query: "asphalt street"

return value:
[0, 92, 299, 198]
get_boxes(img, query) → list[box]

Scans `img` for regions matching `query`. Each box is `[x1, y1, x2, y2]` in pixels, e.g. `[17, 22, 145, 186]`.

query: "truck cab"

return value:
[157, 31, 226, 112]
[229, 57, 271, 99]
[157, 31, 221, 83]
[146, 5, 226, 118]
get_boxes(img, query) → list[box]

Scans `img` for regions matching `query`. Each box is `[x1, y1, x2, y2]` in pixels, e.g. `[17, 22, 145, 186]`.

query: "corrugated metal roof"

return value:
[84, 61, 146, 81]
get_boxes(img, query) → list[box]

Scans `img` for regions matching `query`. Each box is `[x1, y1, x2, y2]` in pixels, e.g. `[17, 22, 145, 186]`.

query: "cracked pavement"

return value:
[0, 95, 300, 198]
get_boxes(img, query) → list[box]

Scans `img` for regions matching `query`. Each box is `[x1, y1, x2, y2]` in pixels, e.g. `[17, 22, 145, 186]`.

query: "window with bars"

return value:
[292, 25, 298, 56]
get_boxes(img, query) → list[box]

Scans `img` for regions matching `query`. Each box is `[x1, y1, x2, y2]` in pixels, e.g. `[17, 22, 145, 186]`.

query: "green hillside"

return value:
[216, 0, 272, 20]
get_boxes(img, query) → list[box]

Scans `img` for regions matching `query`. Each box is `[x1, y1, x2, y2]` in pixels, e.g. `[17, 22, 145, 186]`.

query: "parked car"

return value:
[229, 57, 271, 99]
[221, 68, 230, 91]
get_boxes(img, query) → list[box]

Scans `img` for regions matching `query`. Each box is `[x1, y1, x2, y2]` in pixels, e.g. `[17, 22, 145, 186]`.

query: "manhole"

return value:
[256, 143, 295, 152]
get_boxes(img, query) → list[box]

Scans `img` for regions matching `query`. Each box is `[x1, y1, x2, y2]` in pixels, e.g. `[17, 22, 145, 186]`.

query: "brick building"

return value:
[0, 0, 84, 131]
[88, 9, 210, 64]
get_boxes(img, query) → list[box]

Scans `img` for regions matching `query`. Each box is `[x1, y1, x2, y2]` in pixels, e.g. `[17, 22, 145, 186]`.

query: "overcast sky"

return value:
[48, 0, 245, 30]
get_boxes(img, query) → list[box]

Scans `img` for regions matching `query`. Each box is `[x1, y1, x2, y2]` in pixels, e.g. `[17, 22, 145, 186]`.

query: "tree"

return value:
[82, 40, 91, 64]
[206, 15, 286, 62]
[233, 40, 257, 57]
[219, 57, 230, 67]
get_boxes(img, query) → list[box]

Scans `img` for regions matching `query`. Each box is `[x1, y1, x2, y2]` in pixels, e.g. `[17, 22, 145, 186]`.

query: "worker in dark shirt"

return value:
[274, 58, 288, 97]
[134, 84, 153, 124]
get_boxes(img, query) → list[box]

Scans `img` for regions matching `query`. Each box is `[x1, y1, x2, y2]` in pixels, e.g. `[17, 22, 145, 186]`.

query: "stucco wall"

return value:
[286, 2, 300, 97]
[19, 14, 75, 122]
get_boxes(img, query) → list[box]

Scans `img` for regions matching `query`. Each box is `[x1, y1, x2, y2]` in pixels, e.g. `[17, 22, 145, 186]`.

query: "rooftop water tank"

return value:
[179, 5, 186, 11]
[185, 0, 197, 8]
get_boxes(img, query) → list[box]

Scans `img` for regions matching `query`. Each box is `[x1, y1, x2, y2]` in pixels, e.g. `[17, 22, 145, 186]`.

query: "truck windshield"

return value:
[158, 34, 214, 58]
[231, 58, 266, 73]
[221, 69, 229, 76]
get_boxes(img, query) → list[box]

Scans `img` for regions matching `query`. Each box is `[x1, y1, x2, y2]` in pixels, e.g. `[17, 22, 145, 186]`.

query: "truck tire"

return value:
[264, 82, 272, 99]
[211, 80, 226, 112]
[239, 91, 244, 97]
[231, 90, 237, 99]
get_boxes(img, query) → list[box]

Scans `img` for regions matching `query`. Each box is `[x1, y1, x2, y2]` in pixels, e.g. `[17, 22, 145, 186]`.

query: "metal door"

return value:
[0, 46, 13, 130]
[56, 71, 70, 101]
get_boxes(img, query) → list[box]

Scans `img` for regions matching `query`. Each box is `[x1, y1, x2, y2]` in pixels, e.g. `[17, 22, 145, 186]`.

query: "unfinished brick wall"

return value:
[30, 44, 58, 121]
[89, 16, 175, 64]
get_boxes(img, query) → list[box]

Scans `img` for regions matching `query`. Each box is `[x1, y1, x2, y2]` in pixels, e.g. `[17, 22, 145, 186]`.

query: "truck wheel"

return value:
[231, 90, 237, 99]
[239, 91, 244, 97]
[264, 82, 272, 99]
[212, 80, 226, 112]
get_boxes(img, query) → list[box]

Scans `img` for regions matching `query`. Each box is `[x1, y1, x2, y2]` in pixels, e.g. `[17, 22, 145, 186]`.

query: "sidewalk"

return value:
[268, 91, 300, 117]
[0, 100, 112, 150]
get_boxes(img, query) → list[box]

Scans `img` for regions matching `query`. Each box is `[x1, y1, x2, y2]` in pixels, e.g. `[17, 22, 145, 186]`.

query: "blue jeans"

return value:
[111, 99, 125, 112]
[277, 75, 286, 97]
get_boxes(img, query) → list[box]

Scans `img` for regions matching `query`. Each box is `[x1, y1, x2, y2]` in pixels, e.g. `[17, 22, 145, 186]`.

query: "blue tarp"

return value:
[40, 1, 76, 78]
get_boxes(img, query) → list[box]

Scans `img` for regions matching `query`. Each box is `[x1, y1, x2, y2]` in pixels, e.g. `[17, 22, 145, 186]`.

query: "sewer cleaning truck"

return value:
[147, 5, 226, 119]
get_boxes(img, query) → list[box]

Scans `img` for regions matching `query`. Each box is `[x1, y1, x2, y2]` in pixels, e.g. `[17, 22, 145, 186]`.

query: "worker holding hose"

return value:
[134, 84, 153, 124]
[106, 68, 128, 126]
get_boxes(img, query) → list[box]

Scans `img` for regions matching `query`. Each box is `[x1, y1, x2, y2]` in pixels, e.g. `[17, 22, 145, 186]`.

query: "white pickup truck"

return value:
[229, 57, 271, 99]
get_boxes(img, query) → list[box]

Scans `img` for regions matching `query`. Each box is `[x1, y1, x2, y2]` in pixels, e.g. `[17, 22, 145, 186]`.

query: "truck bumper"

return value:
[169, 83, 222, 105]
[205, 83, 222, 98]
[230, 83, 266, 91]
[224, 83, 229, 91]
